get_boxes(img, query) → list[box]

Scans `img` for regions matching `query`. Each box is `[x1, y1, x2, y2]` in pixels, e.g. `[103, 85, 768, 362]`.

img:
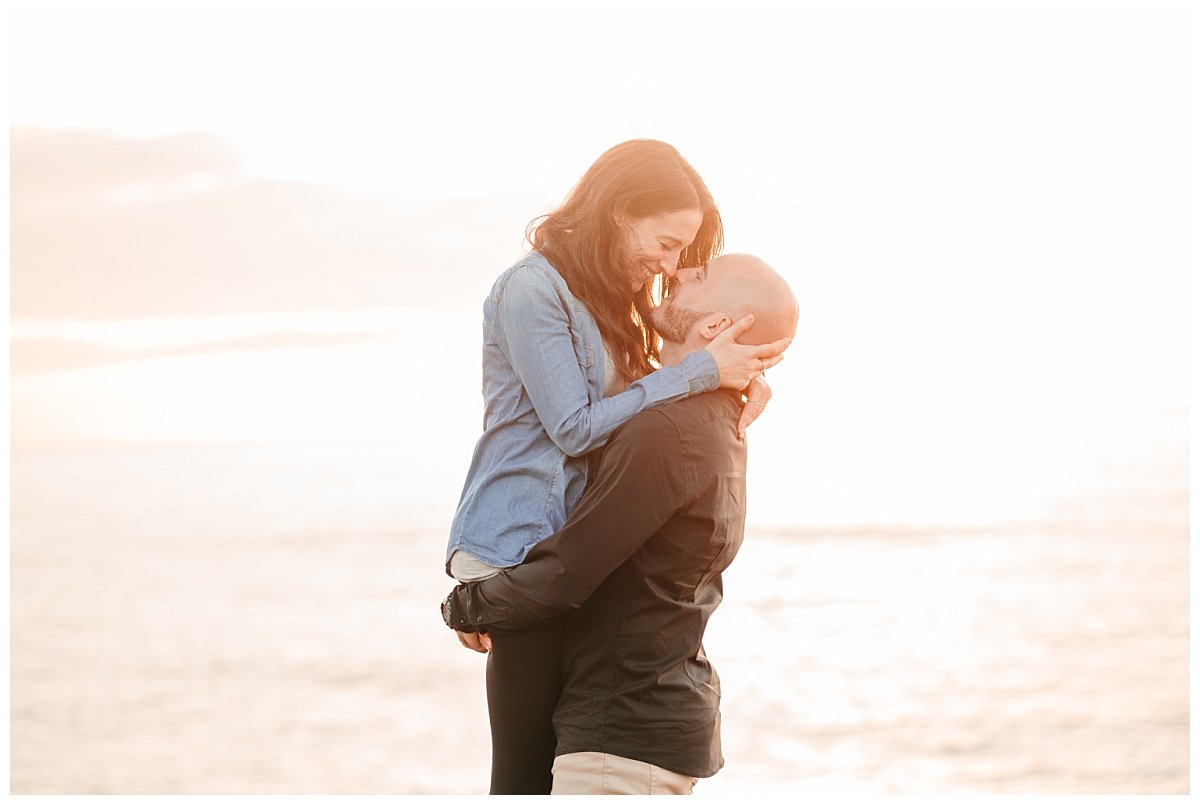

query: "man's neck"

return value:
[658, 341, 696, 367]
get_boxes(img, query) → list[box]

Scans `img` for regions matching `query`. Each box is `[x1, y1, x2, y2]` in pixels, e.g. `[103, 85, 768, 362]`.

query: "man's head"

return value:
[651, 253, 799, 362]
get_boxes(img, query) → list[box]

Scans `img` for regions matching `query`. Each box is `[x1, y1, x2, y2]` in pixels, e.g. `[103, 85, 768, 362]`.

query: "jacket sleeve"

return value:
[446, 409, 688, 633]
[493, 263, 717, 458]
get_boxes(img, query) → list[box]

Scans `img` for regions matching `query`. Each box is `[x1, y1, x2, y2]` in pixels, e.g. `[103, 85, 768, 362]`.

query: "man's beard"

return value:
[653, 301, 709, 345]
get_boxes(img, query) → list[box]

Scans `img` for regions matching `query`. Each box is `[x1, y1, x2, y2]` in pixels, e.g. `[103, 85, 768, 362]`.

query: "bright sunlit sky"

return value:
[7, 0, 1193, 525]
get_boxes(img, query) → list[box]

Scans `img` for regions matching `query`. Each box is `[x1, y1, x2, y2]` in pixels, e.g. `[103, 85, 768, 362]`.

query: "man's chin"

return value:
[652, 321, 686, 347]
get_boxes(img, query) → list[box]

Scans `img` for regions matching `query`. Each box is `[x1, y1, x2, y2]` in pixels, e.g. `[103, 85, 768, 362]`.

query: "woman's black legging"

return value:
[484, 616, 565, 794]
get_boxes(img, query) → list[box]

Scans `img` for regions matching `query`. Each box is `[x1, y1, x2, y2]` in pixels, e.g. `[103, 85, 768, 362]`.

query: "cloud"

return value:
[11, 125, 244, 203]
[10, 127, 543, 323]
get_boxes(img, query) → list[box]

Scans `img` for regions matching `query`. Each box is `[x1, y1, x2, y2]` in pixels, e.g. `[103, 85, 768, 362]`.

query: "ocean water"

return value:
[8, 413, 1189, 794]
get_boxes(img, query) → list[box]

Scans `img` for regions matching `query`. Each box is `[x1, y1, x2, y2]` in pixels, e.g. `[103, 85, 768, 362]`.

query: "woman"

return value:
[444, 139, 788, 793]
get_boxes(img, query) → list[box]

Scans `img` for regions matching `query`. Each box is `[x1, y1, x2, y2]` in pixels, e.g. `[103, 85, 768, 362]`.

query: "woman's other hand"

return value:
[736, 374, 772, 440]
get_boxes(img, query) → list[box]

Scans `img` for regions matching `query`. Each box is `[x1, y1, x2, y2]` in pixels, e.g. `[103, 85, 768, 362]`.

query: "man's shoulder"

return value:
[614, 389, 742, 445]
[655, 388, 742, 424]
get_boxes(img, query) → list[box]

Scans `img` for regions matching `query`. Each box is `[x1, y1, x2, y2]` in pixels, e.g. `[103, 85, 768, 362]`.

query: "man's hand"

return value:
[454, 630, 493, 653]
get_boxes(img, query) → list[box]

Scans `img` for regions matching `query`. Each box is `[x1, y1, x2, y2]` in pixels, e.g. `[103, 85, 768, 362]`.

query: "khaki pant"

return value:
[551, 752, 698, 795]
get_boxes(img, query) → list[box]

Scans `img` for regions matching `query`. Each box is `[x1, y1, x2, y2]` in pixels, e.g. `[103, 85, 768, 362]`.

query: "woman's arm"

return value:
[494, 263, 790, 456]
[493, 264, 714, 457]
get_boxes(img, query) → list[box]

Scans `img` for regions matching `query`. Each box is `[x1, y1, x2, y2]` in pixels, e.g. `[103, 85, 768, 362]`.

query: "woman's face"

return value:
[617, 208, 704, 292]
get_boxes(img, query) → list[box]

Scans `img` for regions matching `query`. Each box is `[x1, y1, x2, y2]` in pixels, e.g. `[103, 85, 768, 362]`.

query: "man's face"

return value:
[651, 262, 720, 345]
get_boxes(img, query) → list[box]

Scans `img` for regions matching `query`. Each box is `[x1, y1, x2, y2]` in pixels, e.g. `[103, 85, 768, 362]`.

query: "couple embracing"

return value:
[440, 139, 798, 795]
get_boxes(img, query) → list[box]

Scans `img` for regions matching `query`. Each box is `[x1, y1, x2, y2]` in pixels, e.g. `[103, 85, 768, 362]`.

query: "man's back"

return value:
[553, 389, 747, 778]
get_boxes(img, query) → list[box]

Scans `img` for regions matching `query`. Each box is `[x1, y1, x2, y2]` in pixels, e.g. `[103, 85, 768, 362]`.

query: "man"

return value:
[442, 253, 799, 795]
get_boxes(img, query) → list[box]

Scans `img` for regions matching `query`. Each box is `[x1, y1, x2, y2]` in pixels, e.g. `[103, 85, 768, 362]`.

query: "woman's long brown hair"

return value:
[527, 140, 723, 386]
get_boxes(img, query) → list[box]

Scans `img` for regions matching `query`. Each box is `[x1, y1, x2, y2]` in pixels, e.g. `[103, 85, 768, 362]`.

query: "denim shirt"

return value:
[445, 252, 719, 570]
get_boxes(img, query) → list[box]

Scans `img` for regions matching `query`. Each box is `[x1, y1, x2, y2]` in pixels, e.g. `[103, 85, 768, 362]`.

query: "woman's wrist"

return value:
[680, 349, 719, 393]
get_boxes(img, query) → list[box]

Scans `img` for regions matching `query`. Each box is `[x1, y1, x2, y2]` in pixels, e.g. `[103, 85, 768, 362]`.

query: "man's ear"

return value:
[699, 316, 734, 343]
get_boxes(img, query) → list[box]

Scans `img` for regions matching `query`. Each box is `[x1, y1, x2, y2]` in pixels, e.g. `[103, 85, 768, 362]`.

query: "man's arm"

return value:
[444, 409, 688, 635]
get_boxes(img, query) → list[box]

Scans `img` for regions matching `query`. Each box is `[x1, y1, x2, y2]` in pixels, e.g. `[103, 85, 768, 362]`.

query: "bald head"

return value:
[651, 252, 798, 363]
[699, 253, 799, 345]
